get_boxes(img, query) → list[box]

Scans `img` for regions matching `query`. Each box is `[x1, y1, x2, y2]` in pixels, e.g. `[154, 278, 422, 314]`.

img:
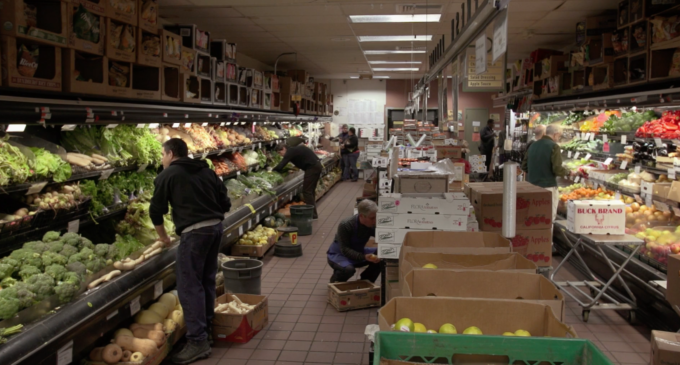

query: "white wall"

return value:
[330, 79, 387, 127]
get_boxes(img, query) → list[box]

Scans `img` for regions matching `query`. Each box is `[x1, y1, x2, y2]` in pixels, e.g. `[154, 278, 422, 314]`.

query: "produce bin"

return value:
[373, 332, 613, 365]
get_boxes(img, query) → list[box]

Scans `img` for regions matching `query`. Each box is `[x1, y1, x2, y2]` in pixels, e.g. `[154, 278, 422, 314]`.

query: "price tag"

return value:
[593, 182, 599, 190]
[188, 153, 194, 159]
[185, 114, 189, 119]
[656, 201, 671, 213]
[57, 340, 73, 365]
[604, 158, 613, 165]
[574, 176, 581, 183]
[258, 143, 262, 149]
[201, 152, 208, 160]
[568, 151, 572, 158]
[574, 152, 581, 159]
[621, 160, 628, 169]
[61, 124, 77, 131]
[268, 206, 273, 214]
[202, 123, 208, 127]
[154, 280, 163, 299]
[635, 165, 641, 174]
[130, 296, 141, 315]
[603, 134, 608, 143]
[184, 123, 191, 128]
[646, 194, 653, 207]
[590, 133, 595, 142]
[603, 142, 610, 152]
[99, 169, 115, 180]
[256, 213, 260, 222]
[669, 168, 677, 180]
[585, 153, 592, 160]
[584, 133, 591, 141]
[236, 171, 241, 176]
[136, 124, 146, 128]
[634, 194, 643, 204]
[67, 219, 79, 233]
[615, 191, 621, 200]
[137, 163, 148, 173]
[26, 181, 48, 195]
[247, 220, 252, 229]
[218, 149, 227, 156]
[238, 226, 243, 236]
[172, 123, 180, 128]
[106, 310, 118, 321]
[655, 138, 664, 147]
[149, 123, 159, 129]
[621, 135, 627, 144]
[251, 144, 256, 151]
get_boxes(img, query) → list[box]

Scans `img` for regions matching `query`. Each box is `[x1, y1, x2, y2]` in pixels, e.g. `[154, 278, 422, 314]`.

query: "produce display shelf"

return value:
[0, 88, 330, 125]
[0, 157, 338, 365]
[0, 165, 142, 195]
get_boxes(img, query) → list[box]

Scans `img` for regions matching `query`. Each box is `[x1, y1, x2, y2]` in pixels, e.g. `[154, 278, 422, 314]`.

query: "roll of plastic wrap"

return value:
[502, 162, 517, 239]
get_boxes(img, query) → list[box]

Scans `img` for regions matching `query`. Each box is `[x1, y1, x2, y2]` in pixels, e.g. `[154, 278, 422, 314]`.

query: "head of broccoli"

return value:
[105, 245, 119, 261]
[78, 237, 94, 251]
[0, 258, 19, 271]
[66, 262, 86, 277]
[54, 282, 79, 304]
[59, 245, 78, 258]
[18, 265, 41, 281]
[0, 294, 20, 320]
[9, 249, 34, 263]
[46, 241, 64, 253]
[22, 254, 43, 271]
[44, 264, 68, 281]
[41, 252, 67, 267]
[59, 232, 79, 242]
[22, 241, 48, 253]
[61, 272, 81, 287]
[11, 282, 36, 309]
[86, 258, 106, 274]
[42, 231, 61, 243]
[0, 277, 17, 288]
[94, 244, 110, 258]
[0, 264, 14, 281]
[67, 253, 84, 265]
[79, 248, 94, 261]
[25, 274, 55, 302]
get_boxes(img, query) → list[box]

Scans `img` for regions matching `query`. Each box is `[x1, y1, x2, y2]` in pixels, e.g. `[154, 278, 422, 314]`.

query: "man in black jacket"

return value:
[480, 119, 496, 174]
[272, 144, 322, 219]
[150, 139, 231, 364]
[342, 127, 359, 181]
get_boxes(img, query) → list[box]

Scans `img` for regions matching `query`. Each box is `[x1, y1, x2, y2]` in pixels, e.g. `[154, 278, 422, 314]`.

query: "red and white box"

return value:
[566, 200, 626, 235]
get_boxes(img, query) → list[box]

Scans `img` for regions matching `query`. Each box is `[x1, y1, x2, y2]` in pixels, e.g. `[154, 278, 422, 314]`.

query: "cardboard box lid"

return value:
[399, 252, 536, 281]
[328, 280, 378, 294]
[401, 270, 564, 320]
[400, 231, 512, 252]
[378, 297, 576, 338]
[652, 330, 680, 353]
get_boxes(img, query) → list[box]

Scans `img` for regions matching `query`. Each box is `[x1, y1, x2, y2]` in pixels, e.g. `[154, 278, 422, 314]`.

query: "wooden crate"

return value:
[279, 76, 295, 112]
[534, 55, 568, 80]
[630, 0, 644, 23]
[592, 63, 614, 90]
[200, 77, 213, 105]
[214, 82, 227, 105]
[0, 0, 68, 47]
[161, 29, 182, 66]
[649, 45, 680, 81]
[251, 70, 264, 89]
[163, 24, 210, 54]
[181, 73, 200, 103]
[137, 30, 162, 67]
[107, 60, 132, 98]
[586, 33, 615, 65]
[138, 0, 158, 34]
[559, 72, 573, 95]
[0, 35, 62, 91]
[629, 51, 648, 84]
[286, 69, 309, 84]
[63, 49, 107, 95]
[106, 18, 136, 62]
[161, 63, 180, 102]
[613, 27, 630, 57]
[71, 0, 107, 16]
[132, 64, 161, 100]
[613, 56, 629, 87]
[571, 68, 586, 93]
[629, 20, 648, 55]
[542, 75, 563, 98]
[618, 0, 630, 28]
[68, 3, 105, 55]
[107, 0, 137, 25]
[227, 82, 239, 106]
[196, 52, 212, 78]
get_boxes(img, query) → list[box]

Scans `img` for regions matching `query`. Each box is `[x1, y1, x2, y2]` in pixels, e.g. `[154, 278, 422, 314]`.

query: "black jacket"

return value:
[273, 145, 322, 172]
[480, 126, 495, 153]
[344, 135, 358, 153]
[150, 158, 231, 235]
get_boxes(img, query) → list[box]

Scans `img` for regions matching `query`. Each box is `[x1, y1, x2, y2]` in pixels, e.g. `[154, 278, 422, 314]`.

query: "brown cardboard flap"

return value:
[329, 280, 376, 294]
[379, 297, 575, 338]
[399, 231, 511, 262]
[401, 270, 565, 321]
[399, 252, 537, 282]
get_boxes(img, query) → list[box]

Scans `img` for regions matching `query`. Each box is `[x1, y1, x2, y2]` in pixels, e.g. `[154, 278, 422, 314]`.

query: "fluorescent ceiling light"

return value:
[372, 68, 419, 71]
[350, 76, 359, 79]
[358, 35, 432, 42]
[349, 14, 441, 23]
[368, 61, 422, 64]
[373, 76, 390, 79]
[364, 50, 427, 55]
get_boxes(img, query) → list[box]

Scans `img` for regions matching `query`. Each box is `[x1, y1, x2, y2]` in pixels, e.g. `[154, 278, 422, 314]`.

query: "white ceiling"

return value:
[159, 0, 622, 79]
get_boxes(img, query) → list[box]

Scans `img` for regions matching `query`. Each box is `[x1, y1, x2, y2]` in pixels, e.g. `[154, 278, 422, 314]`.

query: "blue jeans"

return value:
[343, 153, 359, 181]
[176, 222, 222, 342]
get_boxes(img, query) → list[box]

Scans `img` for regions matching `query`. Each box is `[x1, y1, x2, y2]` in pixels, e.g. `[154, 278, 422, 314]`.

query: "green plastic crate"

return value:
[374, 332, 614, 365]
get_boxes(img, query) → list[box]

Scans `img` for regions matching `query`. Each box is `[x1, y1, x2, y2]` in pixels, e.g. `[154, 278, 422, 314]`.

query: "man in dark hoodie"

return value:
[150, 139, 231, 364]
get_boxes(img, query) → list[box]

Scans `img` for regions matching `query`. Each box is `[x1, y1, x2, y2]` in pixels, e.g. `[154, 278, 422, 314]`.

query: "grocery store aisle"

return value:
[192, 181, 651, 365]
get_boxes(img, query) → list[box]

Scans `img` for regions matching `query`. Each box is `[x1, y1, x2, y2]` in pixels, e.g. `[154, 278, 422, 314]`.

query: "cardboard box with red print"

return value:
[470, 182, 553, 231]
[566, 200, 626, 235]
[213, 293, 268, 343]
[510, 229, 553, 267]
[327, 280, 380, 312]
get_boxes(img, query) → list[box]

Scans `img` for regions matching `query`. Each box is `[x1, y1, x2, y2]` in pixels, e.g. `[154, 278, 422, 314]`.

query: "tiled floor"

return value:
[194, 181, 651, 365]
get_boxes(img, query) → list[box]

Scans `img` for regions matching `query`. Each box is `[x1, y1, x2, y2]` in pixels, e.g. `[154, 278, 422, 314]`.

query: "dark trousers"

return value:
[485, 149, 493, 174]
[303, 164, 322, 218]
[176, 222, 222, 342]
[342, 153, 359, 181]
[340, 152, 348, 177]
[328, 259, 381, 283]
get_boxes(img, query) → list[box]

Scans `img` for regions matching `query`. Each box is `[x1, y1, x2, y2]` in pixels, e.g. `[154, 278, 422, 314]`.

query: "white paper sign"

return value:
[99, 169, 115, 180]
[57, 341, 74, 365]
[574, 152, 580, 159]
[646, 194, 653, 207]
[585, 153, 592, 160]
[655, 138, 664, 147]
[635, 165, 641, 174]
[568, 151, 572, 158]
[603, 135, 608, 143]
[621, 160, 628, 169]
[621, 135, 627, 144]
[130, 296, 141, 315]
[475, 35, 487, 75]
[154, 280, 163, 299]
[492, 11, 508, 63]
[137, 164, 149, 173]
[26, 181, 48, 195]
[67, 220, 79, 233]
[670, 168, 677, 180]
[574, 176, 581, 183]
[584, 133, 591, 141]
[604, 158, 613, 165]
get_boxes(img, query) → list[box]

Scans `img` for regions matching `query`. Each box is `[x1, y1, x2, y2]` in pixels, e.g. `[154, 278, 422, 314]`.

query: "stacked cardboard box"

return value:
[468, 182, 554, 266]
[376, 193, 473, 258]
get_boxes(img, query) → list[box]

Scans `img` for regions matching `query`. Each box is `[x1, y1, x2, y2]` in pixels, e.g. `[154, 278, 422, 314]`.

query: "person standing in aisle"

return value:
[480, 119, 497, 175]
[521, 124, 570, 222]
[327, 200, 381, 283]
[522, 125, 546, 173]
[337, 124, 350, 178]
[342, 127, 360, 181]
[272, 143, 322, 219]
[150, 139, 231, 364]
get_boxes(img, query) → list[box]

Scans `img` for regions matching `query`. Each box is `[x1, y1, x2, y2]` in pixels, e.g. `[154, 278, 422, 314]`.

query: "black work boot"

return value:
[170, 339, 211, 364]
[207, 323, 214, 347]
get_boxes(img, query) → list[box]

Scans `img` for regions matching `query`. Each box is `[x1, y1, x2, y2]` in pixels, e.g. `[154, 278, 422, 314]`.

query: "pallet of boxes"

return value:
[373, 228, 613, 364]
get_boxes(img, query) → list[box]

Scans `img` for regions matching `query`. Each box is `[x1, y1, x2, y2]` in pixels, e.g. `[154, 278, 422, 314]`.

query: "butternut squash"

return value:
[130, 352, 144, 363]
[114, 335, 157, 356]
[89, 347, 104, 361]
[134, 309, 163, 325]
[132, 328, 165, 347]
[101, 344, 123, 364]
[163, 319, 177, 333]
[148, 302, 170, 319]
[113, 328, 133, 340]
[158, 293, 177, 311]
[130, 323, 163, 332]
[168, 310, 184, 327]
[121, 350, 132, 362]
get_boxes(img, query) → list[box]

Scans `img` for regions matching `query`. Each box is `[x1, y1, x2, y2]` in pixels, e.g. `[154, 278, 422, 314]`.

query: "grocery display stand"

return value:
[551, 220, 644, 322]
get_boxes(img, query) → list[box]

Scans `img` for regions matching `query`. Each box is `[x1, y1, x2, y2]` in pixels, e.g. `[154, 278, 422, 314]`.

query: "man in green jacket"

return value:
[521, 124, 570, 222]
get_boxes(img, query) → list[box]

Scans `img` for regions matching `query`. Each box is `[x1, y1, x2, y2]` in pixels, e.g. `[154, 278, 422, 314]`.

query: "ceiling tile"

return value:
[160, 7, 243, 18]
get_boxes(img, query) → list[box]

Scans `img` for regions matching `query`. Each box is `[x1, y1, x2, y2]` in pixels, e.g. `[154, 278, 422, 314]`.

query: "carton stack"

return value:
[376, 193, 474, 259]
[468, 182, 554, 266]
[164, 24, 212, 104]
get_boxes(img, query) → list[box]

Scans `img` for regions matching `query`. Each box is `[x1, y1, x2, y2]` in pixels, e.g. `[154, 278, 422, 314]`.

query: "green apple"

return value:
[426, 329, 437, 334]
[502, 332, 515, 336]
[439, 323, 457, 334]
[394, 318, 415, 332]
[514, 329, 531, 337]
[463, 326, 483, 335]
[422, 263, 438, 269]
[413, 323, 427, 333]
